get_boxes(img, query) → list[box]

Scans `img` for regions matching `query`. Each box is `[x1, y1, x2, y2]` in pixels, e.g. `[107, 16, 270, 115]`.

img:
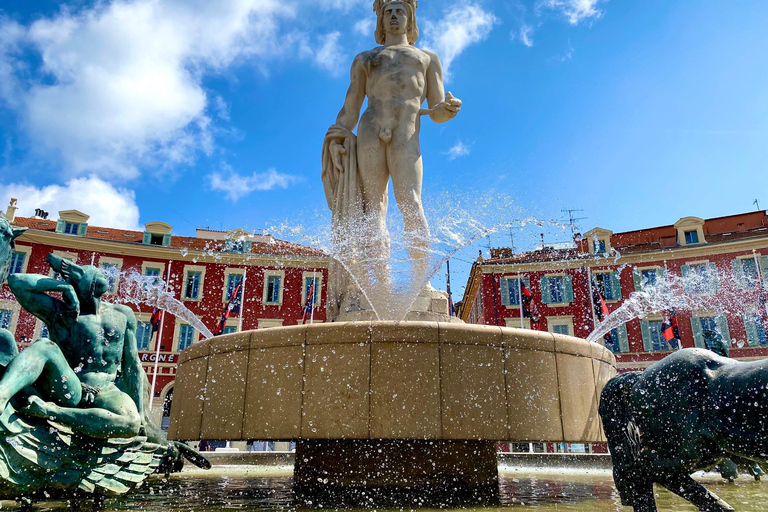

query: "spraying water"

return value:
[103, 268, 215, 340]
[587, 263, 763, 345]
[269, 192, 569, 322]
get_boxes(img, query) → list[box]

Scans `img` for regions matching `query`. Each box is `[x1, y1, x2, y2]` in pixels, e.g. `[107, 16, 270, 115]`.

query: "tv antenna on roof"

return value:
[561, 208, 587, 237]
[754, 199, 761, 211]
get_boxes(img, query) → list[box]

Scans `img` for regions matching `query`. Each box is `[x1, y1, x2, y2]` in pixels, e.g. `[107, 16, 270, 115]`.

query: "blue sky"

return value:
[1, 0, 767, 294]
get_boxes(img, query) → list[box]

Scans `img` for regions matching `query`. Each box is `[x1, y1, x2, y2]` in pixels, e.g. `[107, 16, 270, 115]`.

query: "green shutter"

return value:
[500, 278, 510, 306]
[690, 316, 704, 348]
[681, 265, 691, 293]
[77, 223, 88, 236]
[618, 325, 629, 353]
[563, 275, 574, 303]
[610, 272, 622, 300]
[731, 259, 744, 289]
[744, 315, 759, 346]
[540, 276, 551, 304]
[759, 256, 768, 283]
[162, 234, 171, 247]
[658, 267, 667, 280]
[640, 320, 653, 352]
[243, 241, 252, 253]
[632, 268, 642, 291]
[707, 263, 720, 293]
[716, 315, 731, 343]
[55, 219, 65, 233]
[142, 231, 152, 245]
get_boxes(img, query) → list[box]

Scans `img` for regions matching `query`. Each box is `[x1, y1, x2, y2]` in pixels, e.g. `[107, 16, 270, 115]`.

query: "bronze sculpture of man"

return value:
[1, 254, 144, 439]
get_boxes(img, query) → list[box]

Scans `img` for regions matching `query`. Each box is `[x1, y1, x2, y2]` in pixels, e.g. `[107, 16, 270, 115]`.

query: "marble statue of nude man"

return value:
[0, 254, 144, 439]
[331, 0, 461, 276]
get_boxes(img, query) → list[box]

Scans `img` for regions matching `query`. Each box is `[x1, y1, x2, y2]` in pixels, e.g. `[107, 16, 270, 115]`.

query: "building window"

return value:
[684, 230, 699, 244]
[641, 320, 669, 352]
[541, 275, 573, 305]
[184, 271, 202, 300]
[500, 277, 529, 306]
[64, 222, 80, 235]
[222, 326, 237, 335]
[682, 263, 718, 294]
[744, 314, 768, 346]
[604, 325, 629, 354]
[40, 324, 49, 339]
[634, 268, 662, 292]
[594, 272, 621, 301]
[733, 258, 759, 289]
[136, 320, 153, 351]
[9, 252, 25, 275]
[691, 315, 730, 349]
[547, 316, 574, 336]
[143, 267, 162, 287]
[304, 277, 320, 305]
[0, 309, 11, 330]
[177, 324, 196, 351]
[593, 240, 606, 253]
[264, 275, 282, 304]
[225, 273, 243, 301]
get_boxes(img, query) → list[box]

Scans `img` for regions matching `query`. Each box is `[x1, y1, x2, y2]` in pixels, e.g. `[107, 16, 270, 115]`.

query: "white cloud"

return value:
[209, 167, 302, 201]
[420, 2, 497, 81]
[445, 141, 471, 160]
[519, 24, 534, 47]
[354, 17, 375, 38]
[314, 32, 345, 74]
[0, 0, 296, 180]
[536, 0, 606, 25]
[0, 176, 141, 230]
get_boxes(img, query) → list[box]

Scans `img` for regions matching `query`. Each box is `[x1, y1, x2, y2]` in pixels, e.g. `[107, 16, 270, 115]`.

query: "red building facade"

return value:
[459, 211, 768, 373]
[0, 202, 328, 424]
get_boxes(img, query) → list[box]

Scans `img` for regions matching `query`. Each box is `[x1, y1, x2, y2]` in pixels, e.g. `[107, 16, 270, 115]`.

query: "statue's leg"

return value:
[25, 385, 140, 439]
[659, 473, 734, 512]
[356, 123, 391, 288]
[0, 339, 81, 411]
[388, 137, 429, 280]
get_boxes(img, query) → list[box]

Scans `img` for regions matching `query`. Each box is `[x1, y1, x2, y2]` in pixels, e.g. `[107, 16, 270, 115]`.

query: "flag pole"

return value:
[517, 275, 524, 328]
[238, 269, 247, 333]
[149, 261, 172, 411]
[310, 271, 316, 324]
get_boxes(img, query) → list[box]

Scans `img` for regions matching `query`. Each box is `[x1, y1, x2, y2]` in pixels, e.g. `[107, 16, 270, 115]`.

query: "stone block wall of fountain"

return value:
[169, 321, 616, 499]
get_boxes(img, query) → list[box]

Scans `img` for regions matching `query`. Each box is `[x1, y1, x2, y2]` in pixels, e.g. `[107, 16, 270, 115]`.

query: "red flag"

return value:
[520, 282, 542, 330]
[150, 308, 161, 334]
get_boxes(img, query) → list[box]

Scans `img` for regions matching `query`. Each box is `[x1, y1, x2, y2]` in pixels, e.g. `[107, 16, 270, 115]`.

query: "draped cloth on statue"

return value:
[321, 124, 365, 321]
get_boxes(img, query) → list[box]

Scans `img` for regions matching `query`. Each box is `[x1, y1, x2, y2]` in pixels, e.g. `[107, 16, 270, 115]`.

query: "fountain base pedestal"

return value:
[293, 439, 499, 506]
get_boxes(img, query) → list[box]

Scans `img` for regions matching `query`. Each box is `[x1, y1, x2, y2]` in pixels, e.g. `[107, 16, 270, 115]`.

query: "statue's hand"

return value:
[22, 396, 53, 419]
[432, 91, 462, 122]
[62, 285, 80, 317]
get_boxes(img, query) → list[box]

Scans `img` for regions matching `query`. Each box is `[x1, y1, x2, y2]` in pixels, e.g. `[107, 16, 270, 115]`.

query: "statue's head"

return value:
[0, 217, 27, 286]
[373, 0, 418, 45]
[46, 253, 110, 303]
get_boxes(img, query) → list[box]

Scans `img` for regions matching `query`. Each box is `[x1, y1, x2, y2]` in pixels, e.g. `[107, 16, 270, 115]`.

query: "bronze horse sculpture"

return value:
[600, 347, 768, 512]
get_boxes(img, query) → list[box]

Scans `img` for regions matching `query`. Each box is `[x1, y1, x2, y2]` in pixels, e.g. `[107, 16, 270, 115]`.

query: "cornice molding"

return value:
[480, 236, 768, 274]
[15, 228, 329, 269]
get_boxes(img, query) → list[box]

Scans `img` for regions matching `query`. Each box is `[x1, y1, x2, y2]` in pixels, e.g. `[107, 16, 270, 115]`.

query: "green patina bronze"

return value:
[0, 216, 208, 499]
[600, 347, 768, 512]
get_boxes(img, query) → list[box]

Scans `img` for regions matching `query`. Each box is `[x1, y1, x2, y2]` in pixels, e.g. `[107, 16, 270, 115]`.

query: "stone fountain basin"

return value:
[169, 321, 616, 443]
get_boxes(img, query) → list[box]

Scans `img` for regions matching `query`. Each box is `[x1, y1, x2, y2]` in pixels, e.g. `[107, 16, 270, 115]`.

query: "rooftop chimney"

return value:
[1, 198, 17, 223]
